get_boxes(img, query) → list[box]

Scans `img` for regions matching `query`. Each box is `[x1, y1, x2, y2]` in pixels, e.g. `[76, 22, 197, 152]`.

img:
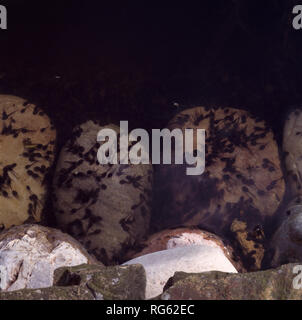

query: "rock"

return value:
[0, 224, 97, 292]
[53, 121, 153, 265]
[125, 227, 243, 271]
[123, 245, 238, 299]
[0, 95, 56, 229]
[0, 263, 146, 300]
[283, 109, 302, 197]
[0, 285, 96, 300]
[156, 263, 302, 300]
[54, 263, 146, 300]
[152, 106, 285, 270]
[270, 195, 302, 267]
[269, 109, 302, 267]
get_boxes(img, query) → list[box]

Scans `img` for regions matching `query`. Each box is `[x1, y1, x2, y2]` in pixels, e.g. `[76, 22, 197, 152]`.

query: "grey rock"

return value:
[0, 263, 146, 300]
[156, 263, 302, 300]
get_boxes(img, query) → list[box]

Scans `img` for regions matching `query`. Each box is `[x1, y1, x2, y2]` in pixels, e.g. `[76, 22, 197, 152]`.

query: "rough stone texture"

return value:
[270, 195, 302, 267]
[54, 263, 146, 300]
[125, 227, 244, 271]
[156, 263, 302, 300]
[283, 109, 302, 197]
[269, 109, 302, 268]
[0, 263, 146, 300]
[152, 106, 285, 271]
[123, 245, 237, 299]
[0, 286, 95, 300]
[53, 121, 153, 265]
[0, 95, 56, 229]
[0, 224, 97, 291]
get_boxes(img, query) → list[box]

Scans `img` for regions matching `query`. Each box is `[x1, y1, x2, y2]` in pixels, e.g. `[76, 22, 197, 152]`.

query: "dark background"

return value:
[0, 0, 301, 263]
[0, 0, 301, 148]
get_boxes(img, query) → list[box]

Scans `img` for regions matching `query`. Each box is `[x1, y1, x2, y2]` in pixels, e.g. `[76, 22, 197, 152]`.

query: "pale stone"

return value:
[123, 245, 237, 299]
[283, 109, 302, 196]
[125, 227, 243, 271]
[271, 108, 302, 267]
[0, 224, 96, 291]
[271, 196, 302, 267]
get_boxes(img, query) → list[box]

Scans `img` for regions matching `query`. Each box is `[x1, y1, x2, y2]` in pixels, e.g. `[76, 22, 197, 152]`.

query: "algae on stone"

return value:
[0, 263, 146, 300]
[156, 263, 302, 300]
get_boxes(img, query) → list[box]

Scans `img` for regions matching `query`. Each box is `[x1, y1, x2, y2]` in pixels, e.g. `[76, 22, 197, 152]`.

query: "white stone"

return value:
[270, 108, 302, 267]
[125, 227, 240, 271]
[123, 245, 238, 299]
[0, 224, 95, 291]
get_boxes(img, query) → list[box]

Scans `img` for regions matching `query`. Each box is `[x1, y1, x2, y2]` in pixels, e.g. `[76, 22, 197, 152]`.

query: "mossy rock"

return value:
[156, 263, 302, 300]
[0, 263, 146, 300]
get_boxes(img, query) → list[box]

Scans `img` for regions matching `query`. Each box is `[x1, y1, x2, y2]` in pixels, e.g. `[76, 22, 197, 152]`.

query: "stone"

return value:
[0, 224, 97, 292]
[125, 227, 243, 271]
[0, 95, 56, 229]
[269, 109, 302, 267]
[54, 263, 146, 300]
[270, 195, 302, 267]
[152, 106, 285, 270]
[123, 244, 238, 299]
[283, 109, 302, 197]
[53, 121, 153, 265]
[0, 263, 146, 300]
[156, 263, 302, 300]
[0, 286, 95, 300]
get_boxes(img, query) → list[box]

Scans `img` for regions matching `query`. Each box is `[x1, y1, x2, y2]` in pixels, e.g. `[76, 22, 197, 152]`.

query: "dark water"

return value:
[0, 1, 301, 140]
[0, 1, 301, 231]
